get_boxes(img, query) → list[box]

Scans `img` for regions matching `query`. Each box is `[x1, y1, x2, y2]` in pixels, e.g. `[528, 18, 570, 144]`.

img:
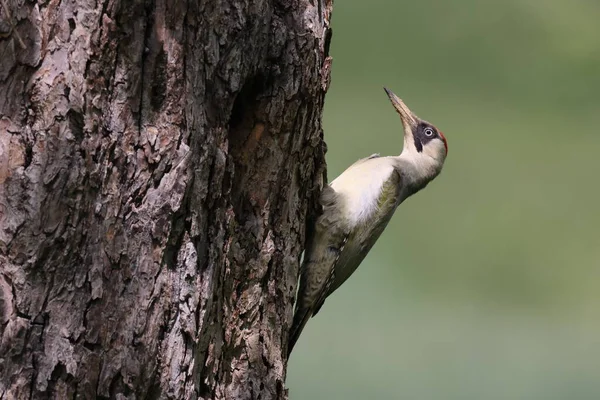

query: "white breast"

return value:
[330, 157, 395, 226]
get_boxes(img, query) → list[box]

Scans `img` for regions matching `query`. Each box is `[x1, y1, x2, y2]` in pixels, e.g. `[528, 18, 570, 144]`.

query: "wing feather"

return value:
[325, 169, 402, 296]
[288, 169, 403, 356]
[288, 186, 348, 355]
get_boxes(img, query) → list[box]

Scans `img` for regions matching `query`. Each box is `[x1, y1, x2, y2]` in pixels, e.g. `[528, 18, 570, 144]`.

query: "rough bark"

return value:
[0, 0, 332, 398]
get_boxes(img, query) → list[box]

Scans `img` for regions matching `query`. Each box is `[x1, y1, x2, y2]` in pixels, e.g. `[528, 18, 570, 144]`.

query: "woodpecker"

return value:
[288, 88, 448, 356]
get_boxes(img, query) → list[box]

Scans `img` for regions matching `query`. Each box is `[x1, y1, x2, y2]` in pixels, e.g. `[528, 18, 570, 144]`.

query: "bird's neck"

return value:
[394, 151, 442, 192]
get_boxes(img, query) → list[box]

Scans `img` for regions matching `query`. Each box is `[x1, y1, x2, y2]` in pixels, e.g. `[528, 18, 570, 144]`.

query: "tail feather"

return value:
[287, 184, 340, 357]
[287, 307, 313, 357]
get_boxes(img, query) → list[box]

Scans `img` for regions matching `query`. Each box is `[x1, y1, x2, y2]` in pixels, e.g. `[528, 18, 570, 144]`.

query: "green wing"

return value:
[289, 170, 403, 356]
[288, 185, 349, 355]
[324, 169, 402, 298]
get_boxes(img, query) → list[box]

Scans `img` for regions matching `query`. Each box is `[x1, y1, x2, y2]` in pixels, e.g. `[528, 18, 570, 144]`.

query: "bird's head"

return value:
[384, 87, 448, 180]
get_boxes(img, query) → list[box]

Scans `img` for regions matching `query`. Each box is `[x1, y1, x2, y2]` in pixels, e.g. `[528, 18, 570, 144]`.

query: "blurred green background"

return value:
[287, 0, 600, 399]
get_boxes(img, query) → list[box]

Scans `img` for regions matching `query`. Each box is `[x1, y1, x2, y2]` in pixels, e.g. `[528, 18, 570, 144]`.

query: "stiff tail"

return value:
[288, 184, 338, 357]
[287, 307, 313, 357]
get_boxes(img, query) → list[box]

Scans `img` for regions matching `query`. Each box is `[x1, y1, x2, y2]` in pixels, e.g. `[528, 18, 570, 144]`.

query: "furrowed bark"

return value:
[0, 0, 332, 398]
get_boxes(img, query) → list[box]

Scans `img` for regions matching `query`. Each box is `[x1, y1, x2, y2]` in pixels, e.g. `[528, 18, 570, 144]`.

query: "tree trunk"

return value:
[0, 0, 332, 398]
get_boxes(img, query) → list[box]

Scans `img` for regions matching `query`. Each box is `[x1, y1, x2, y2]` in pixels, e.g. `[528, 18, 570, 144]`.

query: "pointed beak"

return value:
[384, 87, 418, 136]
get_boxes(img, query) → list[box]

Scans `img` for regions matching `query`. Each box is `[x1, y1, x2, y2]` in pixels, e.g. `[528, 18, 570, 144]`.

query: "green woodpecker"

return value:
[288, 88, 448, 355]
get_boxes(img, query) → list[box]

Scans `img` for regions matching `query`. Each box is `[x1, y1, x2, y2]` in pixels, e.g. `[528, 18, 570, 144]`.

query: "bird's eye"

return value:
[424, 127, 435, 137]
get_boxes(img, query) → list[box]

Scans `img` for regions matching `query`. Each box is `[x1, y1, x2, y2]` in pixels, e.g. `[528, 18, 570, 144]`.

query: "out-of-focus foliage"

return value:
[287, 1, 600, 399]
